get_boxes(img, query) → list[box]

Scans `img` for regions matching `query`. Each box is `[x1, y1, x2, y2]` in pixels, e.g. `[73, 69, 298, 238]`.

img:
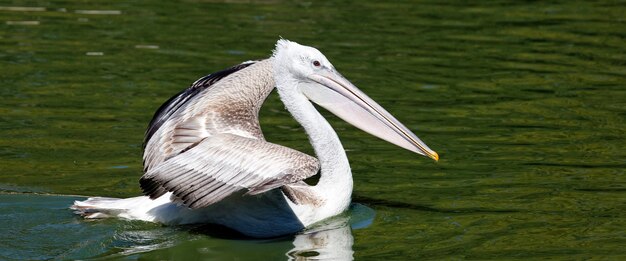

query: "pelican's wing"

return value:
[142, 61, 261, 172]
[144, 61, 257, 147]
[140, 133, 320, 209]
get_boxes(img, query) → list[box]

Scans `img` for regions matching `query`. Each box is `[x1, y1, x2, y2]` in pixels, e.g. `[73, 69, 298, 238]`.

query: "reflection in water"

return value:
[289, 215, 354, 260]
[0, 6, 46, 12]
[112, 203, 373, 260]
[135, 45, 160, 49]
[288, 203, 374, 260]
[5, 21, 40, 25]
[113, 206, 372, 260]
[74, 10, 122, 15]
[113, 229, 178, 256]
[0, 193, 374, 260]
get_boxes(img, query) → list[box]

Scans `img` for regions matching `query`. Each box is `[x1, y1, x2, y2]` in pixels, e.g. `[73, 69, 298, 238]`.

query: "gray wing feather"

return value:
[140, 133, 320, 209]
[142, 60, 270, 173]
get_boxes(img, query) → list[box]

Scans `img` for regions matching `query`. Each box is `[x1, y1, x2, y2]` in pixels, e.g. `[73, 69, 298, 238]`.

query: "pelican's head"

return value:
[272, 39, 439, 161]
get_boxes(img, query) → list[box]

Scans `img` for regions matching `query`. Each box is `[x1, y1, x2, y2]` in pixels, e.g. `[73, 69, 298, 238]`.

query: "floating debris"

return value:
[0, 6, 45, 12]
[75, 10, 121, 15]
[86, 52, 104, 56]
[227, 50, 245, 55]
[6, 21, 39, 25]
[135, 45, 159, 49]
[420, 84, 439, 89]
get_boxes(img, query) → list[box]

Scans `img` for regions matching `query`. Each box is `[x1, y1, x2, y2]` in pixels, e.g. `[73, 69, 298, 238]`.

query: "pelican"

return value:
[72, 39, 438, 238]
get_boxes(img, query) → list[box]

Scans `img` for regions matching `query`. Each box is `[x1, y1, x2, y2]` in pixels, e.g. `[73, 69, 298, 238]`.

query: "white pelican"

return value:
[72, 39, 438, 238]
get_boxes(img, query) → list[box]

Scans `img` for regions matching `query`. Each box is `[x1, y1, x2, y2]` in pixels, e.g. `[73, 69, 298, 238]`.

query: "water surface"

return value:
[1, 0, 625, 259]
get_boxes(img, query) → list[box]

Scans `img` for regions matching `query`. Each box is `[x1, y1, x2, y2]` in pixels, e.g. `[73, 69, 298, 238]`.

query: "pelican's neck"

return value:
[275, 77, 353, 216]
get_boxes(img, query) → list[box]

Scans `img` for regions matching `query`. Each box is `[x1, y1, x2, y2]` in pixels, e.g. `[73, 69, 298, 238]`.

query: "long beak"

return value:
[301, 69, 439, 161]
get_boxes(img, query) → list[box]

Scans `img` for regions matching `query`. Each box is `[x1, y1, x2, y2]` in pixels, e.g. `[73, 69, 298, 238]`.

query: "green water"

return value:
[1, 0, 625, 259]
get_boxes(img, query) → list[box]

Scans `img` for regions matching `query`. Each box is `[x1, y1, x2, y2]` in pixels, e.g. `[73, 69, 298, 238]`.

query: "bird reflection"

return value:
[96, 203, 374, 260]
[288, 202, 375, 260]
[288, 214, 354, 260]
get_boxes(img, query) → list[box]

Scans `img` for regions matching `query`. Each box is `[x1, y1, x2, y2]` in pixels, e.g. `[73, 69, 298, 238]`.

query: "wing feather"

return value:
[140, 133, 320, 209]
[143, 62, 256, 148]
[142, 61, 265, 173]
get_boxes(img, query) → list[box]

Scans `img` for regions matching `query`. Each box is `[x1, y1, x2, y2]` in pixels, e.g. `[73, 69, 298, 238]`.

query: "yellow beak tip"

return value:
[431, 152, 439, 162]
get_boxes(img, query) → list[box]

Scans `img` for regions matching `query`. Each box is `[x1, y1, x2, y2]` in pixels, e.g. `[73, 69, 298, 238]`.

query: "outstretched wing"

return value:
[140, 133, 320, 209]
[144, 61, 257, 148]
[142, 61, 261, 172]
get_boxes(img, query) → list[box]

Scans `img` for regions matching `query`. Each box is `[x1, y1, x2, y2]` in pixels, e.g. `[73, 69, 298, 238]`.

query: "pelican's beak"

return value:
[301, 69, 439, 161]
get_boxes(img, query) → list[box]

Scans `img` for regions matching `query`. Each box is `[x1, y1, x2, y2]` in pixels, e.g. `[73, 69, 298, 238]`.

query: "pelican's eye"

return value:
[312, 60, 321, 67]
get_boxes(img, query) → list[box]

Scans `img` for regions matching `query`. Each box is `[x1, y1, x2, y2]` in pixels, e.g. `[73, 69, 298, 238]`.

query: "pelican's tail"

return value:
[71, 192, 188, 224]
[72, 196, 136, 218]
[71, 195, 165, 220]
